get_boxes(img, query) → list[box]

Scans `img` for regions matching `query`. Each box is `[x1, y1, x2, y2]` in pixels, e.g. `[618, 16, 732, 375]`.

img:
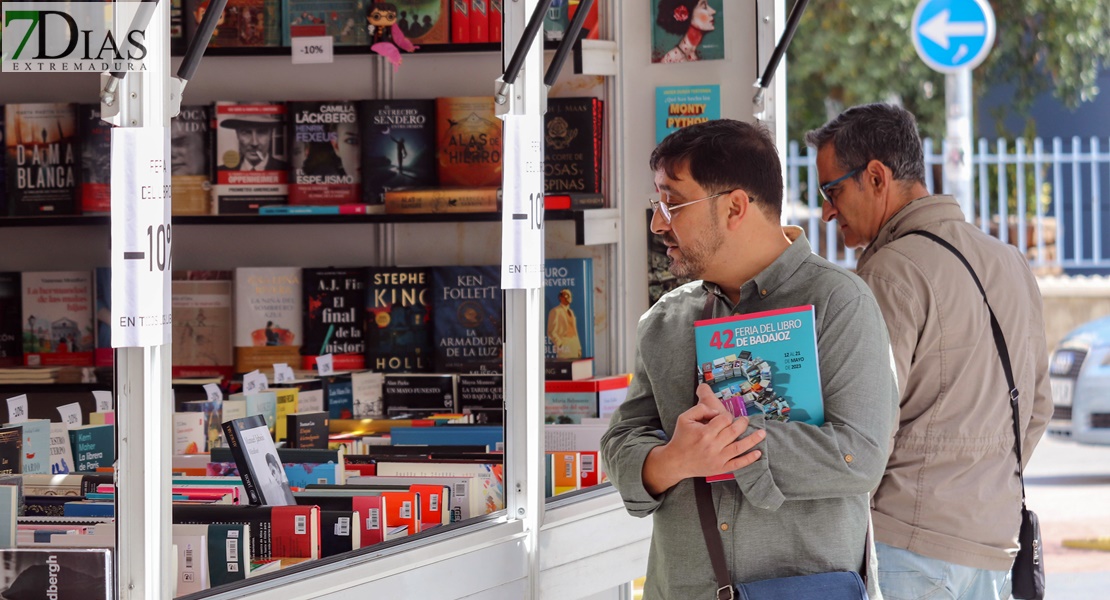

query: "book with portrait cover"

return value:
[431, 266, 502, 374]
[172, 276, 234, 380]
[171, 105, 214, 216]
[435, 96, 502, 187]
[77, 104, 111, 214]
[288, 101, 361, 205]
[281, 0, 370, 46]
[393, 0, 450, 44]
[0, 548, 112, 600]
[0, 273, 20, 367]
[359, 99, 437, 206]
[221, 415, 296, 506]
[4, 103, 78, 216]
[365, 267, 432, 373]
[234, 267, 303, 374]
[650, 0, 724, 63]
[694, 305, 824, 433]
[21, 271, 94, 367]
[302, 268, 368, 368]
[214, 101, 289, 214]
[544, 97, 603, 196]
[544, 258, 594, 361]
[185, 0, 282, 48]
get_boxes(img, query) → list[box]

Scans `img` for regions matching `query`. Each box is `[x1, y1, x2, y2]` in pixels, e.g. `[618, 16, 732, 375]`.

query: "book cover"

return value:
[435, 97, 502, 187]
[365, 267, 432, 373]
[323, 375, 354, 420]
[221, 415, 297, 506]
[353, 494, 385, 546]
[172, 277, 234, 380]
[393, 0, 449, 44]
[545, 375, 628, 423]
[693, 305, 824, 426]
[172, 528, 210, 595]
[319, 509, 359, 557]
[174, 412, 208, 454]
[288, 101, 361, 205]
[0, 427, 22, 476]
[469, 0, 488, 42]
[7, 420, 50, 475]
[287, 412, 329, 449]
[186, 0, 282, 47]
[177, 399, 224, 451]
[269, 504, 320, 558]
[545, 97, 603, 196]
[450, 0, 469, 43]
[351, 370, 384, 418]
[174, 504, 278, 560]
[358, 99, 437, 205]
[234, 267, 303, 374]
[488, 0, 501, 41]
[0, 273, 20, 367]
[93, 268, 112, 368]
[3, 103, 78, 216]
[206, 523, 249, 586]
[0, 108, 5, 215]
[214, 102, 289, 214]
[655, 85, 721, 144]
[457, 374, 502, 424]
[382, 374, 456, 418]
[650, 0, 723, 63]
[383, 187, 499, 214]
[273, 388, 299, 443]
[302, 268, 368, 366]
[21, 271, 94, 367]
[68, 424, 114, 472]
[0, 548, 112, 599]
[231, 391, 278, 437]
[77, 105, 111, 214]
[544, 258, 594, 360]
[282, 0, 369, 46]
[171, 105, 214, 216]
[431, 266, 503, 373]
[381, 490, 420, 535]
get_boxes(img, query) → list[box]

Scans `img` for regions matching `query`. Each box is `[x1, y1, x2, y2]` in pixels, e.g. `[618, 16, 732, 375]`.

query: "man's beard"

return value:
[665, 222, 724, 280]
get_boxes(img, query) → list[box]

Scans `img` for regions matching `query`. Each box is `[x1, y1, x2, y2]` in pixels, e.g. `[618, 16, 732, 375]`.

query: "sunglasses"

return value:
[650, 189, 736, 224]
[818, 167, 863, 207]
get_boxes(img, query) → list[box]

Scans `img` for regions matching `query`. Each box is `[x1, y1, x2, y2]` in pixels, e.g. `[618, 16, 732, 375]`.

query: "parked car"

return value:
[1048, 316, 1110, 445]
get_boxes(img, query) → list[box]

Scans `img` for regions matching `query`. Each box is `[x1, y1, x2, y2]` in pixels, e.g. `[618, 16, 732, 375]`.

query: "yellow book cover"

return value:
[274, 388, 299, 442]
[435, 97, 502, 187]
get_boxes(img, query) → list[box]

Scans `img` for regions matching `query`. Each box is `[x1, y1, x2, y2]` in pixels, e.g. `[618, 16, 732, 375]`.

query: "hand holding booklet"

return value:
[693, 305, 824, 482]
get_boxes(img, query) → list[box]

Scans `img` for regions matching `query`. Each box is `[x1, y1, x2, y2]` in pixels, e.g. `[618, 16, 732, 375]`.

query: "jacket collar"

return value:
[702, 226, 810, 307]
[858, 195, 963, 269]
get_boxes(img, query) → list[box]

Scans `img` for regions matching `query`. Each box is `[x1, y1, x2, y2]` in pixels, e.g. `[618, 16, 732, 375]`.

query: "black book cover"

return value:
[211, 446, 340, 465]
[0, 107, 5, 216]
[319, 509, 358, 557]
[302, 267, 368, 358]
[173, 504, 276, 559]
[457, 374, 503, 424]
[359, 99, 437, 205]
[0, 426, 22, 475]
[544, 97, 603, 195]
[0, 548, 111, 600]
[0, 273, 21, 367]
[22, 495, 71, 517]
[288, 101, 360, 205]
[431, 266, 503, 373]
[171, 105, 214, 215]
[286, 411, 329, 449]
[221, 415, 296, 506]
[365, 267, 432, 373]
[382, 374, 456, 417]
[4, 103, 78, 216]
[77, 105, 111, 214]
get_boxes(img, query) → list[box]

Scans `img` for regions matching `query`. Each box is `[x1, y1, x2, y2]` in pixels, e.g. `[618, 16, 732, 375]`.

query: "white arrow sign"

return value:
[919, 9, 986, 50]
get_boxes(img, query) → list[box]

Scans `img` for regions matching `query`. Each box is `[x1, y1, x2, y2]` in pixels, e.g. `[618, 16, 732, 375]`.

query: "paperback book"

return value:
[543, 258, 594, 360]
[171, 105, 214, 215]
[221, 415, 297, 506]
[302, 268, 368, 367]
[288, 101, 361, 205]
[3, 103, 78, 216]
[21, 271, 94, 367]
[214, 102, 289, 214]
[77, 105, 111, 214]
[431, 266, 502, 373]
[544, 97, 604, 196]
[364, 267, 432, 373]
[234, 267, 303, 373]
[435, 96, 501, 187]
[171, 276, 234, 380]
[359, 99, 437, 205]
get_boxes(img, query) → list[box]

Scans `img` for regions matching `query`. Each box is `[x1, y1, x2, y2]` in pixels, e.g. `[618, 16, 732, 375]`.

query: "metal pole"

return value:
[112, 1, 173, 598]
[944, 68, 974, 222]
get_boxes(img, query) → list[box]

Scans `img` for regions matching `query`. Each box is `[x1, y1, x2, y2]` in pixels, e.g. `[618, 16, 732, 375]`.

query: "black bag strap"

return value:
[692, 291, 868, 600]
[905, 230, 1028, 503]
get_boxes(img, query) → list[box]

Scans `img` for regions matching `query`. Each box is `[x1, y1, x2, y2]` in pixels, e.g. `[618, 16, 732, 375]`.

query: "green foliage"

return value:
[787, 0, 1110, 141]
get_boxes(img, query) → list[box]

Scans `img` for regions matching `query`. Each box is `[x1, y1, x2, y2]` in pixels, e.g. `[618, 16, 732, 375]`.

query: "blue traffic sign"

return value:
[912, 0, 996, 73]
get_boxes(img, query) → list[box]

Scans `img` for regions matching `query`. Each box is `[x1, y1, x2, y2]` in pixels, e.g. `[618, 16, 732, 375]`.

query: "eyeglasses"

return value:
[650, 189, 735, 224]
[818, 167, 862, 207]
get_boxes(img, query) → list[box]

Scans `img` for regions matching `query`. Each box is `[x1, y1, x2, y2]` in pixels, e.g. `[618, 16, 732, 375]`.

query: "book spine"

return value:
[488, 0, 502, 42]
[221, 421, 262, 505]
[451, 0, 470, 43]
[383, 188, 500, 214]
[469, 0, 489, 43]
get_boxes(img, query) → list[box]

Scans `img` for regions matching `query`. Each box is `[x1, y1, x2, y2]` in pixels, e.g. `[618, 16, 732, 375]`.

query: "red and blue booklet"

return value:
[694, 305, 824, 482]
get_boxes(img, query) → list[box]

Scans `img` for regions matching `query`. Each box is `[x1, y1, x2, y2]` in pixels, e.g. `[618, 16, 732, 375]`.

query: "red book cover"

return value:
[270, 504, 320, 558]
[382, 490, 421, 534]
[300, 354, 366, 372]
[488, 0, 501, 42]
[353, 495, 385, 546]
[579, 450, 600, 487]
[469, 0, 488, 43]
[451, 0, 470, 43]
[567, 0, 599, 39]
[409, 484, 446, 526]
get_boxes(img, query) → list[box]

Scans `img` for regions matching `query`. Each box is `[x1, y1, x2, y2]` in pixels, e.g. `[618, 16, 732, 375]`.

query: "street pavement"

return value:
[1025, 434, 1110, 599]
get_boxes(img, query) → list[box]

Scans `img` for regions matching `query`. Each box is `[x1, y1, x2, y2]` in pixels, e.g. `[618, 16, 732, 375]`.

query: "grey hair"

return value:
[804, 103, 926, 185]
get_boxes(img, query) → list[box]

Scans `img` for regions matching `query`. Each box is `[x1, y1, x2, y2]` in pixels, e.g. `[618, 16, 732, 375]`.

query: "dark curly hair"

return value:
[656, 0, 700, 36]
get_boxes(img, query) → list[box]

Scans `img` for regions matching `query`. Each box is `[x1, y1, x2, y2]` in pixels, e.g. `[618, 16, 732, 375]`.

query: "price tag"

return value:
[500, 114, 545, 290]
[202, 383, 223, 403]
[316, 354, 335, 376]
[111, 127, 172, 348]
[291, 36, 334, 65]
[57, 402, 83, 429]
[273, 363, 295, 384]
[243, 370, 268, 394]
[6, 395, 28, 424]
[92, 391, 113, 412]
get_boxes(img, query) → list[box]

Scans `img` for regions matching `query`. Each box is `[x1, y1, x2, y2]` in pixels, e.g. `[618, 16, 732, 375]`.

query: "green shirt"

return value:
[602, 230, 897, 599]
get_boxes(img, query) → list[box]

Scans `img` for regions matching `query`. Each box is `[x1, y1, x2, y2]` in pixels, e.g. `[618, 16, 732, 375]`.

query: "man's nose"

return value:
[821, 199, 836, 223]
[649, 207, 669, 235]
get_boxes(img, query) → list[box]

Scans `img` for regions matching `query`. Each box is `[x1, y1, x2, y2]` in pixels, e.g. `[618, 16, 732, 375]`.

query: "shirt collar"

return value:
[858, 195, 963, 268]
[701, 225, 811, 307]
[240, 153, 270, 171]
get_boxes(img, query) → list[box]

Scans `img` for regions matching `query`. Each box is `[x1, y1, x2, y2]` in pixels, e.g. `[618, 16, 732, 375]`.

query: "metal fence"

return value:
[785, 137, 1110, 272]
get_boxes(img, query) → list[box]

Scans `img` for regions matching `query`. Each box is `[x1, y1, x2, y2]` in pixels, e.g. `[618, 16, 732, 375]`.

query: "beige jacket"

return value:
[856, 196, 1053, 571]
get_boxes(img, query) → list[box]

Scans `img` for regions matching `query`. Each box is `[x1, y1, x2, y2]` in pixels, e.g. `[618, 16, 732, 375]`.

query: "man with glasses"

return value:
[602, 119, 898, 599]
[807, 103, 1052, 600]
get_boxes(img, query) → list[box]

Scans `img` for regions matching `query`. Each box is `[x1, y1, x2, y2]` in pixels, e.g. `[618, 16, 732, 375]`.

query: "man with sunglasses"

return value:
[602, 119, 898, 599]
[807, 103, 1052, 600]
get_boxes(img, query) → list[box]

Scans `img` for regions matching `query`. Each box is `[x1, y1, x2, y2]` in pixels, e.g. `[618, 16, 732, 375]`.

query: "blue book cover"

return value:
[365, 267, 432, 373]
[389, 425, 503, 451]
[693, 305, 823, 426]
[63, 500, 115, 517]
[68, 424, 115, 472]
[8, 419, 51, 474]
[431, 266, 502, 374]
[282, 462, 342, 488]
[325, 376, 354, 419]
[543, 258, 594, 360]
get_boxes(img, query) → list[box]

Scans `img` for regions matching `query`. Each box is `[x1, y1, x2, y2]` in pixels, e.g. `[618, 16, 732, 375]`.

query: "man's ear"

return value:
[866, 159, 890, 194]
[725, 189, 750, 229]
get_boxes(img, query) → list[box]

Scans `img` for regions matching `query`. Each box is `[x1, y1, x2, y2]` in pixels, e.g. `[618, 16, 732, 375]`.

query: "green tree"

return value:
[787, 0, 1110, 141]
